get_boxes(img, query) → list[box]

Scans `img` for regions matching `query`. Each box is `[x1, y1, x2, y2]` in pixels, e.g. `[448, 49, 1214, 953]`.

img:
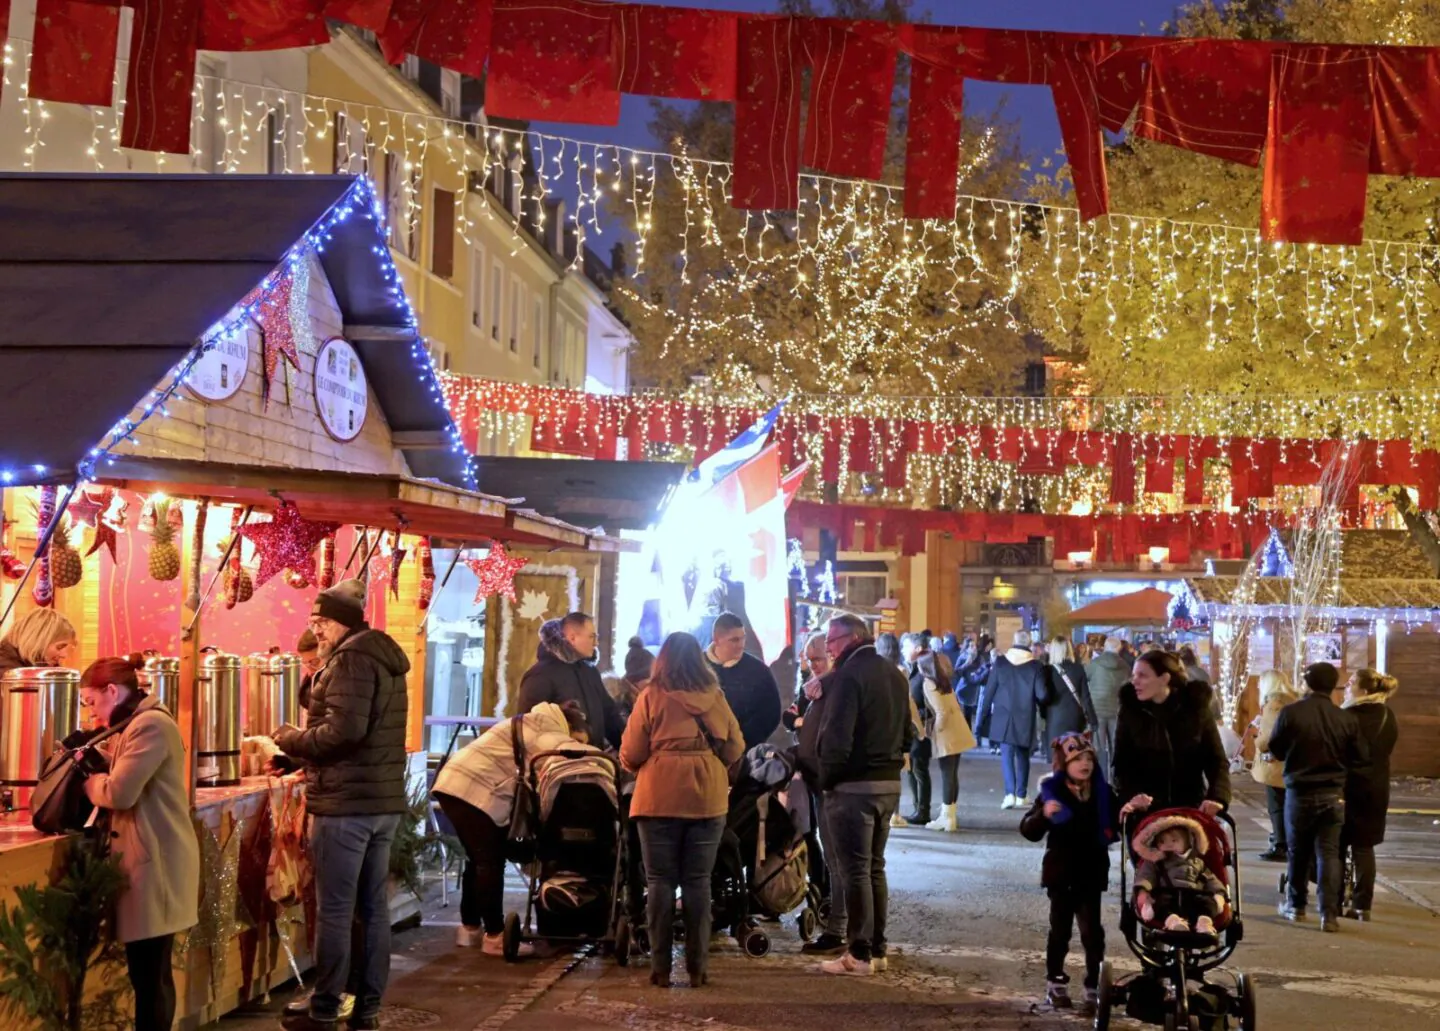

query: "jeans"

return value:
[938, 754, 961, 806]
[310, 812, 403, 1021]
[636, 816, 725, 980]
[125, 933, 175, 1031]
[436, 792, 507, 934]
[907, 738, 933, 819]
[828, 790, 899, 960]
[1001, 743, 1031, 799]
[1094, 716, 1118, 782]
[1265, 785, 1288, 851]
[1046, 887, 1104, 990]
[1349, 842, 1378, 911]
[1285, 790, 1343, 918]
[819, 792, 850, 938]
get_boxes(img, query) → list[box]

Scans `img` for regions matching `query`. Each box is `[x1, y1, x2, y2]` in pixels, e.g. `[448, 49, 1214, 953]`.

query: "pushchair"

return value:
[1096, 808, 1255, 1031]
[711, 748, 821, 958]
[501, 749, 632, 964]
[1277, 844, 1359, 916]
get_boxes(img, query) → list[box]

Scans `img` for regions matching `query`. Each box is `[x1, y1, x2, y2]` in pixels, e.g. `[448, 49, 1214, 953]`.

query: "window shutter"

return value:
[431, 189, 455, 279]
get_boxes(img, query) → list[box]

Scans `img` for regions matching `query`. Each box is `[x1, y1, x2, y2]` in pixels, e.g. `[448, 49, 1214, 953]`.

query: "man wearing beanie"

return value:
[1267, 662, 1369, 932]
[274, 579, 410, 1031]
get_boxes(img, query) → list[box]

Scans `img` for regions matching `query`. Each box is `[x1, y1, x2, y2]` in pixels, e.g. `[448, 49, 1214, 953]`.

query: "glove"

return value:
[61, 727, 104, 750]
[77, 746, 110, 777]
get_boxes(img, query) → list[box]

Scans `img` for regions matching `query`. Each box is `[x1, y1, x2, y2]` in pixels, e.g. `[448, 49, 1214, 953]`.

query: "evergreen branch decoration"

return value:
[388, 787, 459, 900]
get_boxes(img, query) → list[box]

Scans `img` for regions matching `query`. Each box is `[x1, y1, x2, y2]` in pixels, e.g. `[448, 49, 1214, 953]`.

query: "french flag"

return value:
[688, 404, 784, 488]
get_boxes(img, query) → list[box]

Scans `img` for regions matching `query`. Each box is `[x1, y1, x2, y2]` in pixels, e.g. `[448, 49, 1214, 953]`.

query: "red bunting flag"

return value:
[732, 16, 803, 210]
[487, 0, 620, 124]
[29, 0, 119, 106]
[121, 0, 203, 155]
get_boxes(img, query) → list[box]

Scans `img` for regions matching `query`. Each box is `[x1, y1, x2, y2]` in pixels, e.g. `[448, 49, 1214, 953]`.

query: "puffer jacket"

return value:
[976, 648, 1048, 748]
[517, 620, 624, 749]
[1085, 651, 1129, 722]
[275, 625, 410, 817]
[1112, 679, 1231, 811]
[433, 702, 595, 827]
[621, 683, 744, 819]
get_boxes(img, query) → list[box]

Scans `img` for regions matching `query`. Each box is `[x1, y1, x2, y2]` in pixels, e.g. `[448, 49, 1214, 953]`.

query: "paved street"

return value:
[222, 756, 1440, 1031]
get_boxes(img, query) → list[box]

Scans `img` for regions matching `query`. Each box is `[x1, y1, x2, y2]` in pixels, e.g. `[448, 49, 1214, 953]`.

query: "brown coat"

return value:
[620, 684, 744, 819]
[85, 696, 200, 943]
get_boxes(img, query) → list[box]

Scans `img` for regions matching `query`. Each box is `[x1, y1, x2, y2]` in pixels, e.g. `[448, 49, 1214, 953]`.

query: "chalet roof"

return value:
[1187, 576, 1440, 615]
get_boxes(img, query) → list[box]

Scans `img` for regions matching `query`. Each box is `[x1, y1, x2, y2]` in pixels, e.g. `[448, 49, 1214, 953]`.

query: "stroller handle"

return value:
[525, 748, 622, 783]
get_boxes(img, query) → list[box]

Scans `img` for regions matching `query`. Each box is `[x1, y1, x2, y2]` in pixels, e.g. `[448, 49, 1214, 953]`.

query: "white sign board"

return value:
[186, 322, 253, 402]
[314, 336, 368, 442]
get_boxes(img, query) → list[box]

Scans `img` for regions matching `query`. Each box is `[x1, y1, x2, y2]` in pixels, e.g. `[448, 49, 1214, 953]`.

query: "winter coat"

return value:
[518, 622, 624, 749]
[433, 703, 596, 827]
[621, 684, 744, 819]
[0, 639, 28, 674]
[275, 626, 410, 817]
[816, 643, 914, 790]
[939, 634, 962, 671]
[1131, 812, 1226, 905]
[705, 649, 782, 752]
[955, 649, 991, 707]
[1019, 772, 1119, 892]
[1043, 660, 1099, 740]
[791, 671, 837, 788]
[976, 648, 1048, 748]
[1343, 699, 1398, 847]
[1112, 679, 1231, 811]
[916, 652, 975, 757]
[1085, 651, 1129, 722]
[1268, 692, 1368, 794]
[85, 696, 200, 943]
[1250, 691, 1297, 790]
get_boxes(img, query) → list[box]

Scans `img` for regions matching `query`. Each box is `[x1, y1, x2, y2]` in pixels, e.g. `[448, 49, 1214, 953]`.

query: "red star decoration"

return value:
[69, 486, 111, 528]
[239, 502, 339, 590]
[466, 543, 529, 604]
[243, 268, 302, 409]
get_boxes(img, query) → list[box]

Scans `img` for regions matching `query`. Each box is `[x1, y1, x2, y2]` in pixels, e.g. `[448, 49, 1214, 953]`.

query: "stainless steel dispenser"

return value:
[138, 656, 180, 716]
[196, 653, 241, 787]
[243, 652, 302, 736]
[0, 667, 80, 809]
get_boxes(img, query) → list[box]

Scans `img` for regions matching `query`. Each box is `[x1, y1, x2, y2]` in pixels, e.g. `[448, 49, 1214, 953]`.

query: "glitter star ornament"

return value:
[239, 502, 339, 590]
[467, 542, 529, 604]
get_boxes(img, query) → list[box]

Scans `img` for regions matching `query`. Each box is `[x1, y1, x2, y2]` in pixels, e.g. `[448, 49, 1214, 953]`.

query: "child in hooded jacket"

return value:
[1020, 732, 1131, 1013]
[1132, 819, 1227, 934]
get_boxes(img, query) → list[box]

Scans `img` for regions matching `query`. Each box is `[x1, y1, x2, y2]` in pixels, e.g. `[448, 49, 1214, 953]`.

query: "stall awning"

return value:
[468, 457, 686, 530]
[0, 174, 468, 488]
[1187, 576, 1440, 617]
[1068, 587, 1175, 627]
[98, 457, 632, 552]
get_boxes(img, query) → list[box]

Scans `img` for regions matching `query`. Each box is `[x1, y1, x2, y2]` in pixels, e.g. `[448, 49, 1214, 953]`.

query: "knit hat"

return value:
[312, 578, 366, 630]
[623, 636, 654, 682]
[1303, 662, 1339, 695]
[1051, 731, 1096, 774]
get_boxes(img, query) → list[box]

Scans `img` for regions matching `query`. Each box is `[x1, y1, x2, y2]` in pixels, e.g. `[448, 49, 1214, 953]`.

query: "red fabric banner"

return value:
[1109, 434, 1136, 505]
[1048, 38, 1109, 221]
[376, 0, 429, 64]
[903, 59, 964, 219]
[801, 21, 897, 181]
[614, 4, 738, 101]
[323, 0, 393, 33]
[410, 0, 492, 75]
[487, 0, 621, 124]
[1143, 436, 1175, 495]
[1263, 46, 1375, 245]
[0, 0, 8, 104]
[732, 16, 802, 210]
[29, 0, 119, 106]
[121, 0, 202, 155]
[199, 0, 327, 51]
[1370, 49, 1440, 177]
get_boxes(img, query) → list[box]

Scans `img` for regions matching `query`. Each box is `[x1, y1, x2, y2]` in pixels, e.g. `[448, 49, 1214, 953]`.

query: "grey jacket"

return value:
[1085, 651, 1129, 721]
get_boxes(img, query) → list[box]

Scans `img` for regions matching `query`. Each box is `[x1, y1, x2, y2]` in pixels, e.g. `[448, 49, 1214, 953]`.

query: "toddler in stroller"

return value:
[1133, 816, 1228, 936]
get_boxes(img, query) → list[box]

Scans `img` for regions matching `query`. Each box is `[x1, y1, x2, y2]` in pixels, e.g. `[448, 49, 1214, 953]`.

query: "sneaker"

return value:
[1000, 794, 1017, 810]
[889, 810, 907, 828]
[1258, 848, 1288, 863]
[1277, 902, 1307, 923]
[456, 925, 484, 948]
[818, 953, 874, 976]
[1046, 981, 1073, 1009]
[871, 944, 888, 973]
[1320, 916, 1339, 933]
[284, 993, 355, 1020]
[282, 1016, 339, 1031]
[481, 932, 534, 958]
[801, 933, 848, 956]
[1163, 913, 1191, 932]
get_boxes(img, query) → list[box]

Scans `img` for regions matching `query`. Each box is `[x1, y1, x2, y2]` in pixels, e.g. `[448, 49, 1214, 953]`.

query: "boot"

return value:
[926, 804, 958, 832]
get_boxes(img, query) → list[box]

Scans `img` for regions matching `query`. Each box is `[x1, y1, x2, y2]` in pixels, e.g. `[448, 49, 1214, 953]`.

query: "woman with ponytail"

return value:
[79, 654, 200, 1031]
[1341, 669, 1401, 921]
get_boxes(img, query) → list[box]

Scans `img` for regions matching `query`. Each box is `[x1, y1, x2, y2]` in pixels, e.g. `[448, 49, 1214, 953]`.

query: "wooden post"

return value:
[179, 499, 204, 804]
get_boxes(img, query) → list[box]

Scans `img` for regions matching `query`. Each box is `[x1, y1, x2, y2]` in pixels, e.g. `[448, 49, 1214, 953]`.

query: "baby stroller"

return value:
[711, 747, 820, 957]
[502, 748, 632, 964]
[1096, 808, 1255, 1031]
[1277, 847, 1358, 916]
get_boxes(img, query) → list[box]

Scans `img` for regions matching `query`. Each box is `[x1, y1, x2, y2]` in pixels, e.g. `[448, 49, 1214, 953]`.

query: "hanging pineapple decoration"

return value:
[146, 497, 182, 582]
[220, 510, 254, 609]
[48, 515, 83, 590]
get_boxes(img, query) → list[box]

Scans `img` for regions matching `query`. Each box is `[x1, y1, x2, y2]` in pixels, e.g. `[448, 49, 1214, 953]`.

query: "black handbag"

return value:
[505, 715, 539, 861]
[31, 715, 136, 835]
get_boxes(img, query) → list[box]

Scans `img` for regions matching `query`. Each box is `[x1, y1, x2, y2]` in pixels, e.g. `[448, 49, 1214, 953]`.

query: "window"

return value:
[431, 188, 455, 279]
[489, 263, 503, 342]
[384, 151, 416, 259]
[266, 102, 288, 174]
[400, 55, 421, 82]
[839, 575, 887, 607]
[531, 298, 544, 370]
[440, 69, 462, 119]
[509, 280, 524, 353]
[469, 246, 486, 328]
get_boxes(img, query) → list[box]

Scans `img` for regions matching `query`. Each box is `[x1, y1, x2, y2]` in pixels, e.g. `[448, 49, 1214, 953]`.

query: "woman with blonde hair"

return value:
[1042, 637, 1098, 741]
[0, 607, 78, 672]
[1341, 669, 1400, 920]
[1249, 670, 1299, 862]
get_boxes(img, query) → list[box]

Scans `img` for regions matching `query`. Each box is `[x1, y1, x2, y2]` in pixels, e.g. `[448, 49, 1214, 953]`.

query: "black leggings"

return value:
[1046, 886, 1104, 989]
[436, 792, 507, 935]
[126, 933, 176, 1031]
[937, 754, 961, 806]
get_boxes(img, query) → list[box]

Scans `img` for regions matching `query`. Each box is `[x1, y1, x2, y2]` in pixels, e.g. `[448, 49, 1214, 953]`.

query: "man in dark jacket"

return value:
[1268, 663, 1369, 931]
[705, 611, 781, 751]
[815, 615, 913, 976]
[976, 631, 1049, 810]
[516, 612, 623, 749]
[275, 580, 409, 1031]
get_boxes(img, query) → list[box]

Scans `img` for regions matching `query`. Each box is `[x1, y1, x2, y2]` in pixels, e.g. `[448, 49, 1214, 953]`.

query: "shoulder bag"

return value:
[31, 713, 138, 834]
[506, 715, 540, 861]
[1055, 666, 1089, 727]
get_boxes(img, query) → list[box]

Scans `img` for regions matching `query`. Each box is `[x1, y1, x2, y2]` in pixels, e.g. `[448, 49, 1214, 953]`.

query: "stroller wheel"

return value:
[502, 913, 522, 963]
[1277, 872, 1288, 894]
[798, 908, 818, 942]
[614, 916, 631, 968]
[742, 928, 770, 958]
[1094, 961, 1113, 1031]
[1237, 973, 1257, 1031]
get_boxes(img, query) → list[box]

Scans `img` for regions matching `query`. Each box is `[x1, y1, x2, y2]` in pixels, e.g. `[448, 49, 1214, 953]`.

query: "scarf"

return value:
[1341, 693, 1390, 710]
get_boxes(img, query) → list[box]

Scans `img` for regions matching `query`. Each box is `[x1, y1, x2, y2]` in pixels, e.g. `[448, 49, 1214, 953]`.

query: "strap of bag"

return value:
[70, 710, 139, 761]
[511, 713, 526, 772]
[1056, 668, 1086, 712]
[693, 713, 722, 755]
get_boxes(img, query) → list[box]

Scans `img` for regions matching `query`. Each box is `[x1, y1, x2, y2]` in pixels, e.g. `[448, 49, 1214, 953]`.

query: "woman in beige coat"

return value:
[1249, 669, 1298, 863]
[81, 655, 200, 1031]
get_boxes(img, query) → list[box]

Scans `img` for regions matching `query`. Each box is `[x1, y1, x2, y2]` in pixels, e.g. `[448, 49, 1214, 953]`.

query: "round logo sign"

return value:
[314, 336, 368, 442]
[186, 320, 253, 402]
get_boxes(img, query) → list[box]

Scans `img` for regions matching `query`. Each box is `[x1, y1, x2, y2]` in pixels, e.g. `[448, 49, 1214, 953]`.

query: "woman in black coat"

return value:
[1112, 650, 1231, 817]
[1042, 637, 1099, 740]
[1341, 669, 1400, 920]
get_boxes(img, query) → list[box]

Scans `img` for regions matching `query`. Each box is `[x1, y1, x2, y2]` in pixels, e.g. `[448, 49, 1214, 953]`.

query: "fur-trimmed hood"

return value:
[1131, 812, 1210, 864]
[1118, 675, 1213, 715]
[536, 619, 589, 664]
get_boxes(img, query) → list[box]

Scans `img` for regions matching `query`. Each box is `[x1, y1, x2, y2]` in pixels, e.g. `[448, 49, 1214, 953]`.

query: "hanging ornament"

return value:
[284, 568, 312, 591]
[147, 499, 182, 582]
[32, 485, 56, 608]
[82, 488, 126, 561]
[68, 485, 110, 529]
[48, 516, 83, 591]
[466, 542, 529, 604]
[223, 551, 255, 609]
[239, 502, 337, 590]
[416, 537, 435, 611]
[0, 546, 23, 580]
[388, 532, 407, 601]
[185, 500, 209, 610]
[317, 533, 337, 590]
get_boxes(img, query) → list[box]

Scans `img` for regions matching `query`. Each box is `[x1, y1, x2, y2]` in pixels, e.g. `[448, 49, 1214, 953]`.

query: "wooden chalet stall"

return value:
[0, 173, 616, 1029]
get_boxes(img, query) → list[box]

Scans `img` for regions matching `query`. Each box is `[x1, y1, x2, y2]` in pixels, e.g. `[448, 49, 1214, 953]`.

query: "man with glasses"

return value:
[815, 614, 913, 976]
[273, 579, 410, 1031]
